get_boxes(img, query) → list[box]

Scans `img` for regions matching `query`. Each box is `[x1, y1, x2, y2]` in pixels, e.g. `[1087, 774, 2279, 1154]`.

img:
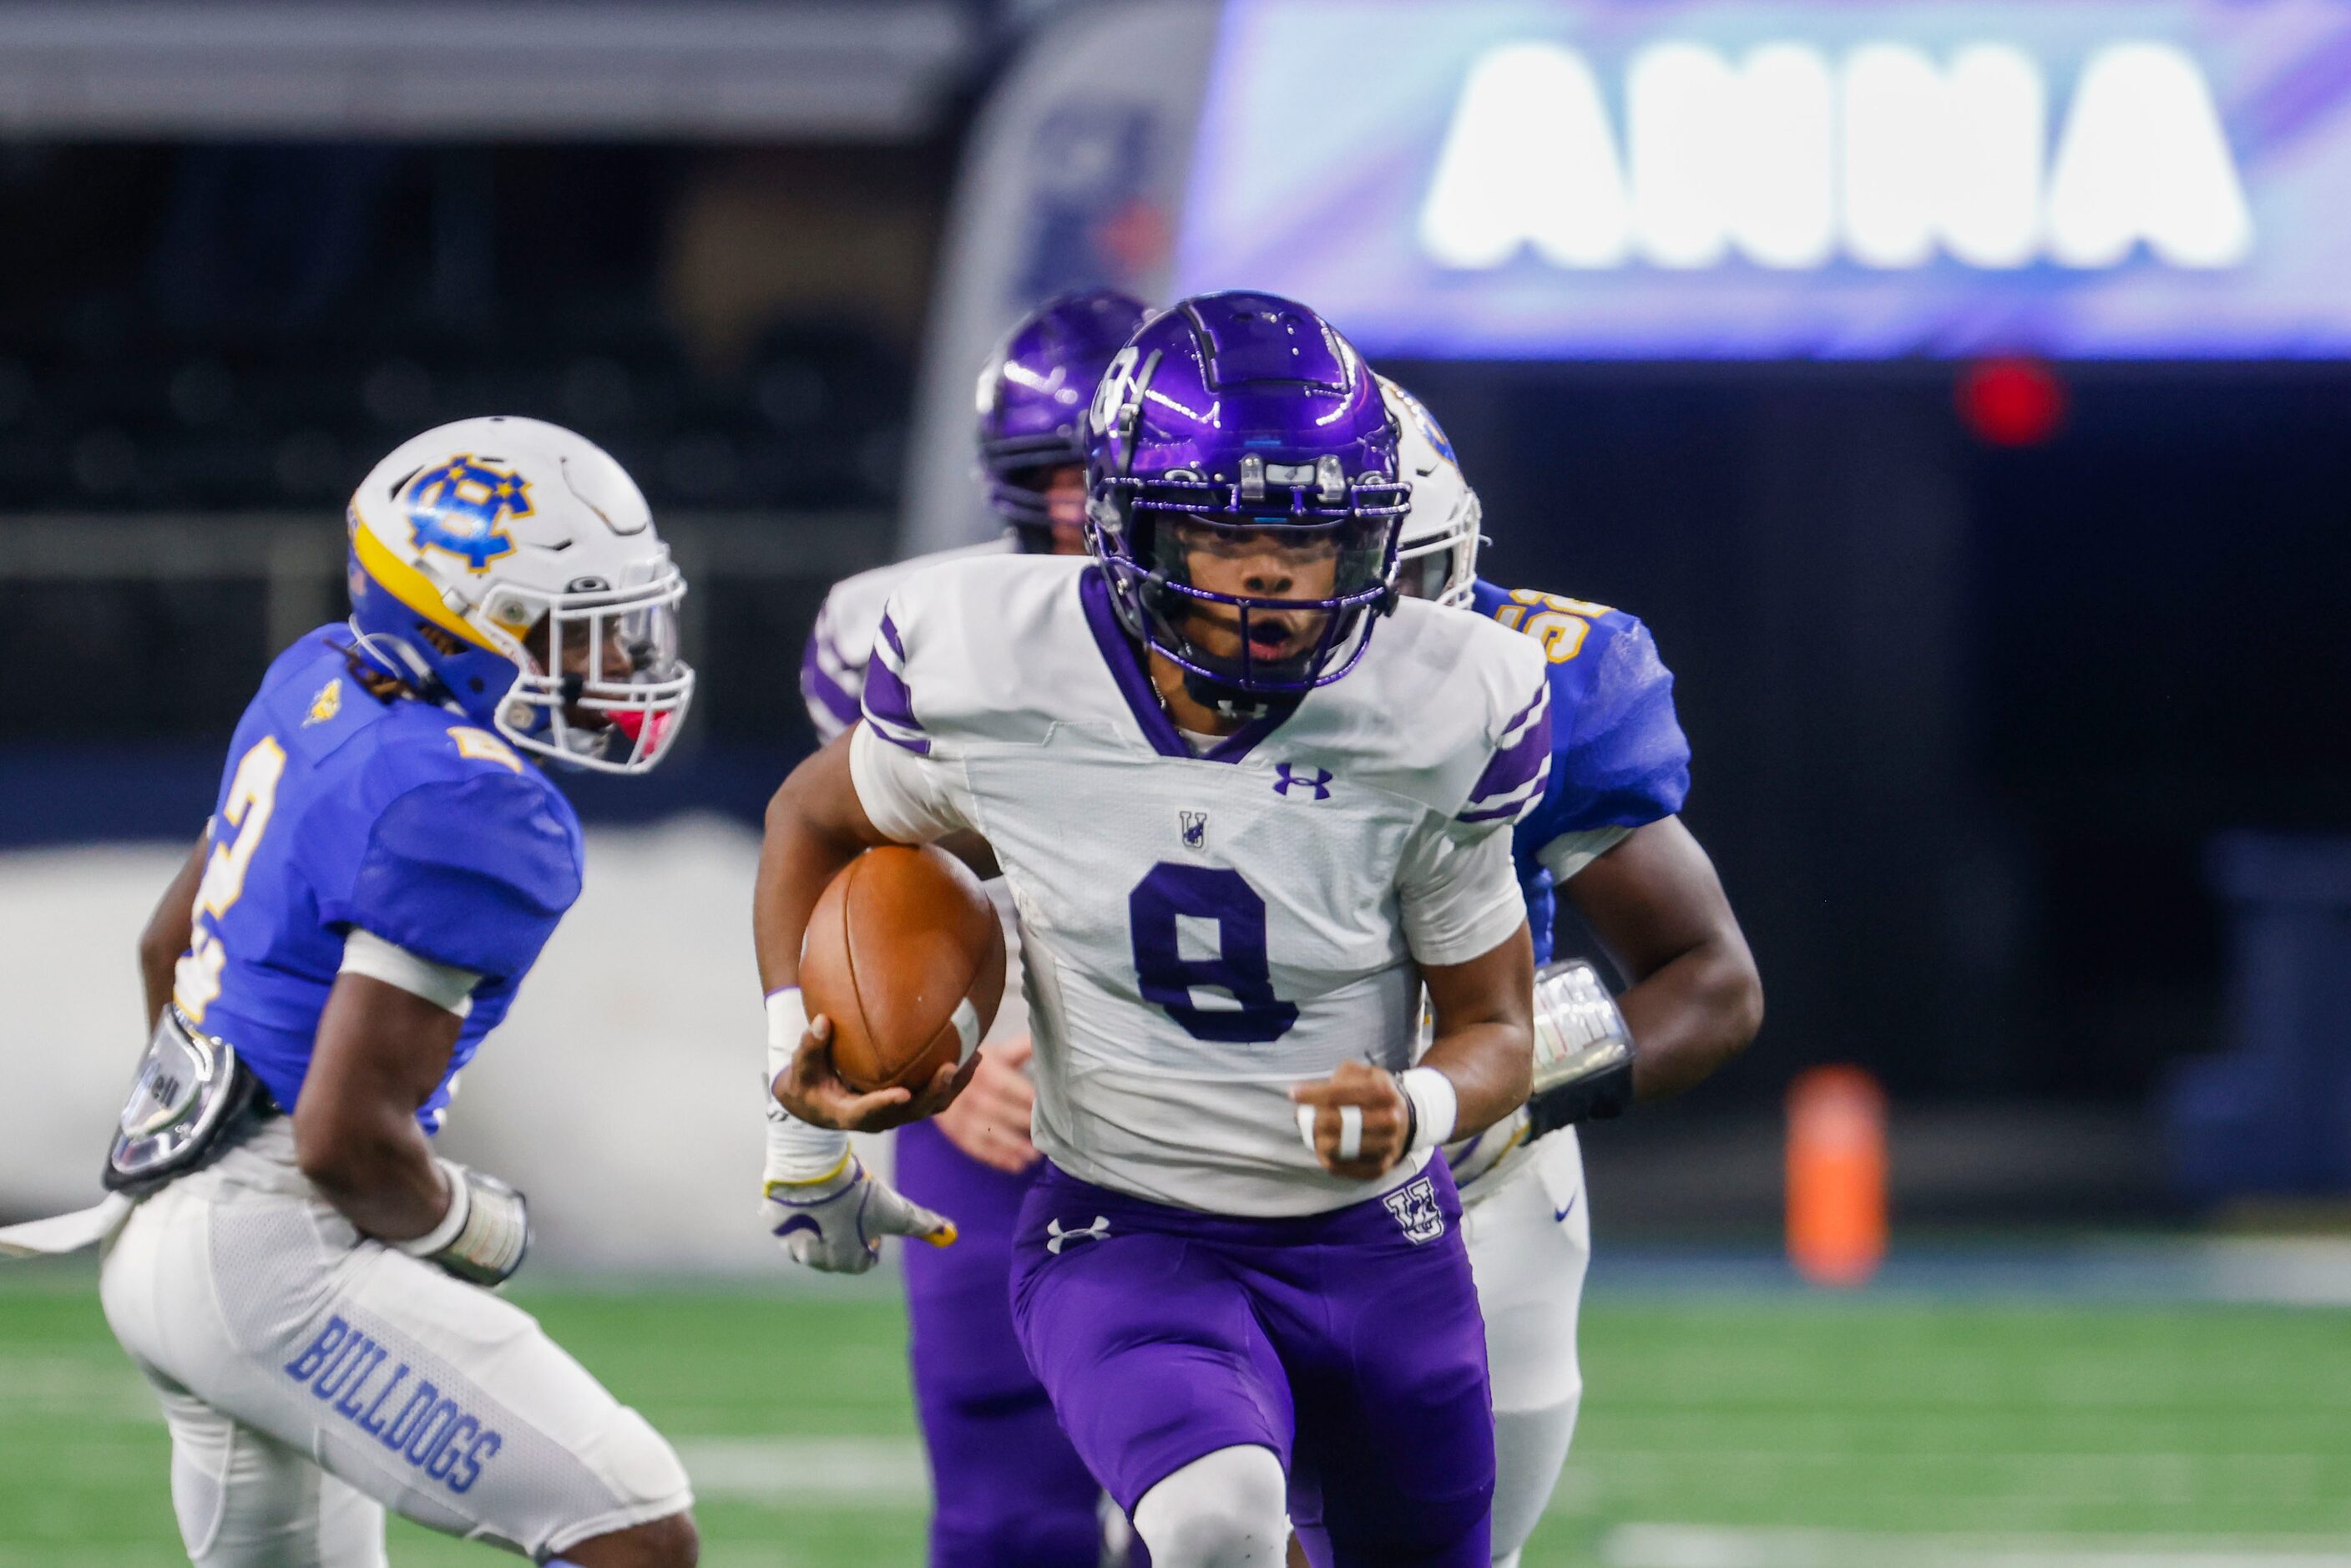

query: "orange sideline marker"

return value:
[1786, 1065, 1887, 1286]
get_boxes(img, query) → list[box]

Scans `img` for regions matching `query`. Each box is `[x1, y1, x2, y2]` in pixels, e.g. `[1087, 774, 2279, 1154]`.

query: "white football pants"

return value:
[98, 1120, 692, 1565]
[1459, 1130, 1590, 1567]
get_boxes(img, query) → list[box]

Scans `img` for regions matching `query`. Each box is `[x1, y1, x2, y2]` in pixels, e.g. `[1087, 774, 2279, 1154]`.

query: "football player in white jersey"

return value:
[753, 292, 1549, 1567]
[795, 288, 1150, 1568]
[802, 290, 1149, 743]
[1383, 380, 1764, 1566]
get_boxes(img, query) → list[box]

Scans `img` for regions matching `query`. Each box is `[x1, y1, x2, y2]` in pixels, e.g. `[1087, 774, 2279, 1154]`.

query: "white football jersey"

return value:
[802, 536, 1016, 741]
[849, 554, 1552, 1216]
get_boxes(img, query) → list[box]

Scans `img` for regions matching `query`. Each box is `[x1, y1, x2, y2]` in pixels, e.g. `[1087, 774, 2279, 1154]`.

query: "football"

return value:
[799, 843, 1007, 1095]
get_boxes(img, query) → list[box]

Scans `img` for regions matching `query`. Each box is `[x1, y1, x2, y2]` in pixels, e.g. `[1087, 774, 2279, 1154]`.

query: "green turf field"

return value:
[4, 1263, 2348, 1565]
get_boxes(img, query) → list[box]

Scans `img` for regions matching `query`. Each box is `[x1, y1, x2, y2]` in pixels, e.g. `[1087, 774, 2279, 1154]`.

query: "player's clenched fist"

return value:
[1291, 1060, 1413, 1180]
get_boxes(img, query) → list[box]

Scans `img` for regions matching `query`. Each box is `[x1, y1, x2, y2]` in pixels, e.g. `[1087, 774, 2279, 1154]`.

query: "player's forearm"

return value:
[755, 765, 879, 992]
[138, 941, 181, 1036]
[1560, 817, 1763, 1105]
[1619, 936, 1763, 1103]
[1421, 1019, 1536, 1140]
[1419, 920, 1538, 1140]
[138, 836, 206, 1029]
[297, 974, 469, 1242]
[296, 1109, 451, 1242]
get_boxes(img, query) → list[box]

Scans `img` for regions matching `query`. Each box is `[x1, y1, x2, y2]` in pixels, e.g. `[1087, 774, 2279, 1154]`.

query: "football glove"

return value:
[761, 984, 957, 1273]
[761, 1148, 957, 1275]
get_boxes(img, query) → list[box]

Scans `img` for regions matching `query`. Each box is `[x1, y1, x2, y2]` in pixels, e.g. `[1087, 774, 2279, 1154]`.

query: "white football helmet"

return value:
[1380, 375, 1482, 608]
[346, 416, 694, 775]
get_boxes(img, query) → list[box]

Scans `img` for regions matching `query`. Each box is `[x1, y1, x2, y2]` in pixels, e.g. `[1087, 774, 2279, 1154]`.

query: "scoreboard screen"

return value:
[1173, 1, 2351, 358]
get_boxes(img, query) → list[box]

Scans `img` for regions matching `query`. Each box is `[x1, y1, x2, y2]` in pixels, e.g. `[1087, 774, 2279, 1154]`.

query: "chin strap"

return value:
[343, 623, 461, 712]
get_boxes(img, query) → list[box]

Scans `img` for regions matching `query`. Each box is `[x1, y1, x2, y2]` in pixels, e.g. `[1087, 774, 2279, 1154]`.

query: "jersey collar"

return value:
[1077, 567, 1290, 765]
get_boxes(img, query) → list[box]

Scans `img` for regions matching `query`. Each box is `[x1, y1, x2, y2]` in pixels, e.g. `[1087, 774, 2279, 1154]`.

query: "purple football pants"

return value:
[1010, 1159, 1496, 1567]
[897, 1121, 1106, 1568]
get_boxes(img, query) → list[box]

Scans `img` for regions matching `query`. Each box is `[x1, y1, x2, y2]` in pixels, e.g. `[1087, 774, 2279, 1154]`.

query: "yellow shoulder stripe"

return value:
[447, 726, 524, 773]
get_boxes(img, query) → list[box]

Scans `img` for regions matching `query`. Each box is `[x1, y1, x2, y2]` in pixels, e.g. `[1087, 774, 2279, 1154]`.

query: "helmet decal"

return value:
[402, 455, 533, 573]
[1391, 382, 1458, 468]
[1090, 346, 1144, 438]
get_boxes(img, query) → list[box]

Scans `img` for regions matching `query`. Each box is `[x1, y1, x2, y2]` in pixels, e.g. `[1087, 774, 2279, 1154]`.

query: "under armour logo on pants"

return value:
[1045, 1216, 1110, 1255]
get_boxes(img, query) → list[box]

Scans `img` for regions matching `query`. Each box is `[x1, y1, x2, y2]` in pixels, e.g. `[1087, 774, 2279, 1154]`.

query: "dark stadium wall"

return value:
[1385, 362, 2351, 1115]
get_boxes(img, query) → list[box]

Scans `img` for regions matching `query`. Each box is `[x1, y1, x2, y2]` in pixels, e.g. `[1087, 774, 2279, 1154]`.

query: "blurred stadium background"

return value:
[4, 1, 2350, 1562]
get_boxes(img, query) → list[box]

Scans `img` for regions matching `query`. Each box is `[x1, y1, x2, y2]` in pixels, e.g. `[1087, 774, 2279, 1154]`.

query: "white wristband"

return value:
[766, 986, 809, 1072]
[763, 986, 850, 1183]
[1399, 1067, 1459, 1153]
[394, 1160, 472, 1257]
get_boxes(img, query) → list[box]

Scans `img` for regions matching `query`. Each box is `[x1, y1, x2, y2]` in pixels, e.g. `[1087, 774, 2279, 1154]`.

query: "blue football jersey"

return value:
[1467, 579, 1691, 964]
[173, 625, 584, 1131]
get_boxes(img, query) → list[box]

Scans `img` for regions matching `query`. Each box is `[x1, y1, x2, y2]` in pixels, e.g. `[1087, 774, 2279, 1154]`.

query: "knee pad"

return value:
[1133, 1446, 1287, 1568]
[580, 1406, 693, 1515]
[1488, 1397, 1584, 1564]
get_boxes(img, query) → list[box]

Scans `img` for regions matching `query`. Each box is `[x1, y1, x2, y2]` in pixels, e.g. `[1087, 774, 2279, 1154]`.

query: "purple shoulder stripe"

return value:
[800, 629, 864, 738]
[862, 659, 928, 755]
[1459, 682, 1554, 824]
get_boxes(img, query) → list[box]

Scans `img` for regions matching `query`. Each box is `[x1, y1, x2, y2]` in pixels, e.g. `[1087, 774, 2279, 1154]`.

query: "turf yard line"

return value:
[673, 1436, 927, 1502]
[1589, 1449, 2332, 1487]
[0, 1357, 160, 1423]
[1601, 1524, 2351, 1566]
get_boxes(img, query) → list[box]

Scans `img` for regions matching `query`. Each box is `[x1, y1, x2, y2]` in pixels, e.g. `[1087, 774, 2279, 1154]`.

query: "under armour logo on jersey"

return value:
[402, 454, 533, 573]
[1383, 1176, 1446, 1245]
[1046, 1216, 1110, 1255]
[1272, 764, 1333, 801]
[1179, 810, 1209, 851]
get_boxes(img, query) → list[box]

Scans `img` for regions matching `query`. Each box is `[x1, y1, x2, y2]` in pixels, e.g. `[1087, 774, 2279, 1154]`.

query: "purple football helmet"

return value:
[977, 288, 1152, 546]
[1085, 291, 1409, 697]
